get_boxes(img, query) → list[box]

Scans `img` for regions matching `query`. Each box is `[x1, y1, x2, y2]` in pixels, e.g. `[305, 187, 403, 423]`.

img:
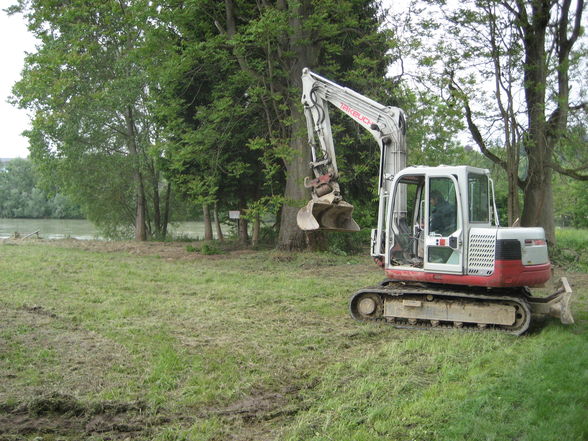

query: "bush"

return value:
[200, 242, 222, 255]
[327, 229, 372, 256]
[551, 228, 588, 272]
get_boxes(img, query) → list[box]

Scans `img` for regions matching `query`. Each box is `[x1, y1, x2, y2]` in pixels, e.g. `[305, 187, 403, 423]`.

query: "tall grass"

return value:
[553, 228, 588, 271]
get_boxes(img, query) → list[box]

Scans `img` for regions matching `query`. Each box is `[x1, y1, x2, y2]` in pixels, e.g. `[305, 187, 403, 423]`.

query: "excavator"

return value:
[298, 68, 574, 335]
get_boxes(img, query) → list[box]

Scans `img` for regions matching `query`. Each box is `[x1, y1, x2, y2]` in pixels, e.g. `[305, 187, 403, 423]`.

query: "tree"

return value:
[412, 0, 587, 244]
[0, 158, 82, 219]
[217, 0, 398, 250]
[151, 0, 397, 249]
[10, 0, 172, 240]
[140, 0, 272, 244]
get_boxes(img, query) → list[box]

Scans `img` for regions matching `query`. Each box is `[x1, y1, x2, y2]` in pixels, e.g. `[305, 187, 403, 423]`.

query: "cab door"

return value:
[423, 175, 464, 274]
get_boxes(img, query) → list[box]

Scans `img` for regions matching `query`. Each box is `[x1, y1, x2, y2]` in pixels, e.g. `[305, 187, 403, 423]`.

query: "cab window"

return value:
[468, 173, 489, 223]
[428, 177, 457, 237]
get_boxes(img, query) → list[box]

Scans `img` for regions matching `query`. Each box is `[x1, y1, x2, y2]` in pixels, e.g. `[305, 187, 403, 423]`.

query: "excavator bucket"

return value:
[297, 199, 360, 232]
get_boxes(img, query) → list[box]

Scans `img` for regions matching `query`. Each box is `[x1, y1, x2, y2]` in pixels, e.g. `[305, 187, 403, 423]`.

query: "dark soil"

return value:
[0, 392, 156, 440]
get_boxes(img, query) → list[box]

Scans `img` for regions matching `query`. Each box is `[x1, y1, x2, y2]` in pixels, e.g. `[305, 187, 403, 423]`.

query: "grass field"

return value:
[0, 239, 587, 440]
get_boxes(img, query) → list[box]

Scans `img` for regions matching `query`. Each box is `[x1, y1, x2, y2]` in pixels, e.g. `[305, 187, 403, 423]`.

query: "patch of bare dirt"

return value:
[198, 381, 317, 441]
[0, 304, 161, 439]
[0, 392, 155, 440]
[212, 390, 291, 422]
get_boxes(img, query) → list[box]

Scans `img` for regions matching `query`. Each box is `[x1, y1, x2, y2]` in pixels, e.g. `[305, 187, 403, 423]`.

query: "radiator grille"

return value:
[468, 231, 497, 275]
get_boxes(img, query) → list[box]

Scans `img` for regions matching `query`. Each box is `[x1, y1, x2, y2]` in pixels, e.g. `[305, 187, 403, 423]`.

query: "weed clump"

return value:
[551, 228, 588, 271]
[200, 242, 222, 255]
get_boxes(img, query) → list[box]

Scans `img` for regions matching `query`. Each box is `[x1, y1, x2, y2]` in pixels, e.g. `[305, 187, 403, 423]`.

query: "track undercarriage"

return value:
[349, 278, 574, 335]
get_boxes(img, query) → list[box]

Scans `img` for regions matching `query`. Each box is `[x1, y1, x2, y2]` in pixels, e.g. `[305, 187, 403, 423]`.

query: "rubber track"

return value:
[349, 280, 532, 335]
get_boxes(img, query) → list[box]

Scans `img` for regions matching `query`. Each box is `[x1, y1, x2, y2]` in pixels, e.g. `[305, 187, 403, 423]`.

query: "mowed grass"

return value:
[0, 241, 587, 441]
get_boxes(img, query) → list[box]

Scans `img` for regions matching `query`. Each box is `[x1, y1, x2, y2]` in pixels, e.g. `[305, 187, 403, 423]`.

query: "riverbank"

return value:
[0, 240, 586, 440]
[0, 218, 214, 240]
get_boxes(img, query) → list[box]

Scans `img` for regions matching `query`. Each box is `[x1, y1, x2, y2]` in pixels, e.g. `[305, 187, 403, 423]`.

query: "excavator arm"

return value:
[297, 68, 408, 235]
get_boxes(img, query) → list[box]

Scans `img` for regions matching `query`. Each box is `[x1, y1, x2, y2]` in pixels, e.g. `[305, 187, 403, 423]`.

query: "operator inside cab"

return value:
[429, 189, 456, 237]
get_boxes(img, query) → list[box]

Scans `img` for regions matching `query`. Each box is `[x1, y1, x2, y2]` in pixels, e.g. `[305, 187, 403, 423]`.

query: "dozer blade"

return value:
[297, 200, 360, 232]
[528, 277, 575, 325]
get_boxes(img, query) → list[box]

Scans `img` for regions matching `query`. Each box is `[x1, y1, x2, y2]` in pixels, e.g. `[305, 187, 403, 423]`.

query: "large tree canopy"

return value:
[152, 0, 404, 249]
[403, 0, 587, 244]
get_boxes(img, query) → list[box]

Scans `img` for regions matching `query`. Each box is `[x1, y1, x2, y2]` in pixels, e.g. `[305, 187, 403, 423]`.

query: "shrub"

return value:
[201, 242, 222, 255]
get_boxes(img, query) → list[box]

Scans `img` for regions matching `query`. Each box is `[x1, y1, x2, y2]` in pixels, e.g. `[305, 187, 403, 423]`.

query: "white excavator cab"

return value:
[383, 166, 496, 272]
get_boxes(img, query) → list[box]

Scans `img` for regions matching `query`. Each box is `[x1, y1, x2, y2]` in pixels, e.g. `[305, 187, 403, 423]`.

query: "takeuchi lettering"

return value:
[340, 103, 372, 126]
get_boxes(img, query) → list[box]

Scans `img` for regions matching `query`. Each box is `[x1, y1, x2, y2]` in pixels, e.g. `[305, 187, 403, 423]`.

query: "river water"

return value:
[0, 218, 211, 240]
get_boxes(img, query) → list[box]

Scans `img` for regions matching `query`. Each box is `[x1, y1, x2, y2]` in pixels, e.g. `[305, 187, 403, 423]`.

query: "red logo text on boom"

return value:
[340, 103, 372, 126]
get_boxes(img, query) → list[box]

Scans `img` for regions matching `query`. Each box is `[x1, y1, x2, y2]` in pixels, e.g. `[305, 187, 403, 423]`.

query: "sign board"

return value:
[228, 210, 241, 220]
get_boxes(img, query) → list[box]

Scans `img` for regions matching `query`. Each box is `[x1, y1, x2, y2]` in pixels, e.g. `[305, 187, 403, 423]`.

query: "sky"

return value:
[0, 8, 36, 158]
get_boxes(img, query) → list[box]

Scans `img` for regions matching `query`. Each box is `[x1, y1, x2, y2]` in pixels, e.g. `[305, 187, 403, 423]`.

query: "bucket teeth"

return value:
[297, 200, 360, 232]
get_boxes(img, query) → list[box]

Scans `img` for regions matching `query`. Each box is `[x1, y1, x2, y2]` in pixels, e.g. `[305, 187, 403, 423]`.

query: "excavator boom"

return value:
[298, 68, 406, 233]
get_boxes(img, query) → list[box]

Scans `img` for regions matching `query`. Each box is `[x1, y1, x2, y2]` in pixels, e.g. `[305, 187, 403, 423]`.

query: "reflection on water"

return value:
[0, 219, 210, 240]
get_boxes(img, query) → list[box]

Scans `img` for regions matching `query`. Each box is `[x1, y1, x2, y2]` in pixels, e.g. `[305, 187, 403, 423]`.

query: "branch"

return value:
[561, 0, 584, 52]
[569, 102, 588, 113]
[448, 76, 507, 171]
[217, 0, 264, 83]
[547, 101, 588, 135]
[502, 0, 528, 27]
[550, 161, 588, 180]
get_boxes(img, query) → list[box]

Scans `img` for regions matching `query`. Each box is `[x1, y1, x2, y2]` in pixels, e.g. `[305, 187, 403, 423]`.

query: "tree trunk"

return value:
[506, 162, 520, 225]
[518, 0, 554, 244]
[213, 202, 224, 242]
[125, 106, 147, 241]
[162, 181, 171, 240]
[135, 182, 147, 241]
[277, 105, 312, 250]
[277, 0, 320, 251]
[252, 213, 260, 247]
[202, 204, 213, 241]
[239, 217, 249, 244]
[151, 165, 162, 237]
[521, 156, 555, 244]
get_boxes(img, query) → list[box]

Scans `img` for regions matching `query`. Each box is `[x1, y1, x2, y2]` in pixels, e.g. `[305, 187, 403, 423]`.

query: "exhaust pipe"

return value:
[528, 277, 574, 325]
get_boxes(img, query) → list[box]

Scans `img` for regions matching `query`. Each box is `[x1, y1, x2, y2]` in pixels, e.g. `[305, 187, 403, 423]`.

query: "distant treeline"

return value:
[0, 158, 83, 219]
[0, 158, 202, 224]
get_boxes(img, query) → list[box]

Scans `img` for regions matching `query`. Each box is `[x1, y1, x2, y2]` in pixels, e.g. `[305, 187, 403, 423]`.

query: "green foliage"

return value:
[405, 0, 587, 241]
[154, 0, 405, 249]
[0, 158, 82, 219]
[554, 177, 588, 229]
[551, 228, 588, 272]
[200, 242, 222, 255]
[11, 0, 174, 239]
[328, 229, 372, 256]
